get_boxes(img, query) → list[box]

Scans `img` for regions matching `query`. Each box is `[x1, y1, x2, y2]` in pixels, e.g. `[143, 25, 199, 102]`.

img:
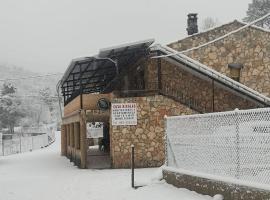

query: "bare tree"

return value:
[201, 17, 220, 31]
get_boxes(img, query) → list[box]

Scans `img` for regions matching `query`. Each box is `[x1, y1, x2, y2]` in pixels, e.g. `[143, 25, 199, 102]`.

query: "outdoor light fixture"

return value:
[228, 63, 243, 82]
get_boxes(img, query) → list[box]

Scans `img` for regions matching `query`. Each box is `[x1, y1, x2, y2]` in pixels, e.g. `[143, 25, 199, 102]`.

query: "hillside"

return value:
[0, 64, 62, 95]
[0, 64, 63, 130]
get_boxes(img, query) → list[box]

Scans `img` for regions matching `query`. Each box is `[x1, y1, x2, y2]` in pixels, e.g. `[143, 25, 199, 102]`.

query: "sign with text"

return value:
[112, 103, 137, 126]
[86, 123, 103, 138]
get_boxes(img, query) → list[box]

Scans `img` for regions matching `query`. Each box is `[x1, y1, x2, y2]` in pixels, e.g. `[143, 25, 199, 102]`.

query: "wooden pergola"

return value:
[60, 39, 155, 168]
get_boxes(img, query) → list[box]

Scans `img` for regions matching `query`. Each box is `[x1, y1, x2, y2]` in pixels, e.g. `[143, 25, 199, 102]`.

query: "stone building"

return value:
[60, 38, 270, 169]
[168, 20, 270, 97]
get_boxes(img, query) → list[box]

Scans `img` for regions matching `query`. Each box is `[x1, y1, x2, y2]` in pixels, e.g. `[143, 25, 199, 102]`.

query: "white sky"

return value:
[0, 0, 250, 73]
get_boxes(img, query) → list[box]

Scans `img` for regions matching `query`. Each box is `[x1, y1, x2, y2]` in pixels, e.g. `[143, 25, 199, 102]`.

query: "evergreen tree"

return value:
[243, 0, 270, 28]
[1, 83, 16, 95]
[0, 83, 24, 134]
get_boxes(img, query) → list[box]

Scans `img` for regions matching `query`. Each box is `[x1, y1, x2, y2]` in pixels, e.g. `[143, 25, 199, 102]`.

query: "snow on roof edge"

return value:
[61, 39, 155, 83]
[237, 20, 270, 33]
[99, 38, 155, 53]
[169, 19, 270, 46]
[168, 20, 239, 45]
[61, 56, 95, 84]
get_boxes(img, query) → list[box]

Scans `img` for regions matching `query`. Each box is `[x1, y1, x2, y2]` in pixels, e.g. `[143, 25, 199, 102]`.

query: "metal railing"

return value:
[0, 129, 55, 156]
[165, 107, 270, 185]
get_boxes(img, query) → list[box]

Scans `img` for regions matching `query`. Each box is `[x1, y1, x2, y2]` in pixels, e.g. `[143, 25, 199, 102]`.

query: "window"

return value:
[135, 65, 145, 90]
[228, 63, 243, 82]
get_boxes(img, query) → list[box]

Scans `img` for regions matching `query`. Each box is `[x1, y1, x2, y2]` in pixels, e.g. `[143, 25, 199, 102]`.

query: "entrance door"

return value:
[86, 122, 111, 169]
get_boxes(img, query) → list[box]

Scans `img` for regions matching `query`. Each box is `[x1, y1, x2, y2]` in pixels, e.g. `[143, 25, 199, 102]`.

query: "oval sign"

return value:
[97, 98, 110, 111]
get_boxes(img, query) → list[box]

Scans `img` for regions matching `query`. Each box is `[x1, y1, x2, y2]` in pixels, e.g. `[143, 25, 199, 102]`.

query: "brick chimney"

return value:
[187, 13, 198, 35]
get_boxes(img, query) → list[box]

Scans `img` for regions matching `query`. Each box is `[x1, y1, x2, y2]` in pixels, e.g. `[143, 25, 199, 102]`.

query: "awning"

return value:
[61, 39, 155, 104]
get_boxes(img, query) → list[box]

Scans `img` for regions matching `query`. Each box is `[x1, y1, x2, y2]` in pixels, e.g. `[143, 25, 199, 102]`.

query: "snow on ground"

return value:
[0, 132, 215, 200]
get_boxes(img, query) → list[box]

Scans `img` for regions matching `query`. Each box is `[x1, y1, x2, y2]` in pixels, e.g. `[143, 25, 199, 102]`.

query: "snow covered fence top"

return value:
[165, 107, 270, 186]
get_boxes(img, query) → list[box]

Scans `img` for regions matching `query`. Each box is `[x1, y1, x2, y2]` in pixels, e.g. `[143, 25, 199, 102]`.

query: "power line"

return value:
[0, 73, 63, 82]
[152, 12, 270, 59]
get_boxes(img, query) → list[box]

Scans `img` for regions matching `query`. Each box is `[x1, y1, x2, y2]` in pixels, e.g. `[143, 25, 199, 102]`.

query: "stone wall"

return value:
[163, 169, 270, 200]
[144, 59, 159, 91]
[168, 20, 270, 97]
[168, 21, 243, 52]
[110, 95, 196, 168]
[162, 59, 258, 112]
[113, 49, 259, 113]
[117, 58, 158, 92]
[144, 57, 258, 113]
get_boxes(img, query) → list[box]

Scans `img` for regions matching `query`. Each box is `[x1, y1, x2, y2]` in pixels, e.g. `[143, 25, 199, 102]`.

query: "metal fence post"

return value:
[2, 139, 4, 156]
[164, 115, 168, 166]
[131, 144, 135, 188]
[20, 132, 22, 153]
[31, 135, 34, 151]
[235, 109, 240, 179]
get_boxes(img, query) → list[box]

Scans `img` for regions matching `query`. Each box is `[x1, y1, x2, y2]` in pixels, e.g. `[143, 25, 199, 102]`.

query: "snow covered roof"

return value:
[195, 20, 269, 37]
[61, 39, 154, 105]
[236, 20, 270, 34]
[169, 20, 270, 52]
[152, 44, 270, 107]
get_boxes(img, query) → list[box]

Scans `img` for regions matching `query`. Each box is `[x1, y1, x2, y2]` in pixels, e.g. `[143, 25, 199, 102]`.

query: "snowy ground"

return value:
[0, 132, 215, 200]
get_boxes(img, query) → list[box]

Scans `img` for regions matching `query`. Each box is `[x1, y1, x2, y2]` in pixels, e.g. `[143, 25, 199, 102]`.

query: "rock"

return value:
[209, 52, 217, 60]
[148, 147, 154, 152]
[122, 128, 129, 134]
[141, 134, 147, 139]
[135, 128, 144, 135]
[114, 146, 120, 152]
[252, 69, 260, 76]
[150, 126, 155, 132]
[141, 110, 147, 116]
[147, 132, 156, 140]
[155, 127, 163, 133]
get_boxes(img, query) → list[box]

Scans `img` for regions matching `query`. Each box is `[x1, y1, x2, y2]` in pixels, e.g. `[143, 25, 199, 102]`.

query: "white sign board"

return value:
[86, 124, 103, 138]
[112, 103, 137, 126]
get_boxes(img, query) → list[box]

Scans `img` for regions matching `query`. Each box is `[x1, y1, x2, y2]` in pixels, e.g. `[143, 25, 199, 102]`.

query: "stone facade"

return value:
[61, 22, 269, 169]
[163, 169, 270, 200]
[108, 44, 261, 169]
[110, 95, 196, 168]
[168, 20, 270, 97]
[143, 57, 258, 113]
[161, 59, 258, 112]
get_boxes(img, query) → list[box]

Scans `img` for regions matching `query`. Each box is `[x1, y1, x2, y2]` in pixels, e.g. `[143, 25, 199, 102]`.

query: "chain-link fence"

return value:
[0, 127, 55, 156]
[165, 107, 270, 185]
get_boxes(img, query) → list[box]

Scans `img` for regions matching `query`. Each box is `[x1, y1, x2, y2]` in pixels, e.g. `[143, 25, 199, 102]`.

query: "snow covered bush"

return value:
[0, 83, 25, 134]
